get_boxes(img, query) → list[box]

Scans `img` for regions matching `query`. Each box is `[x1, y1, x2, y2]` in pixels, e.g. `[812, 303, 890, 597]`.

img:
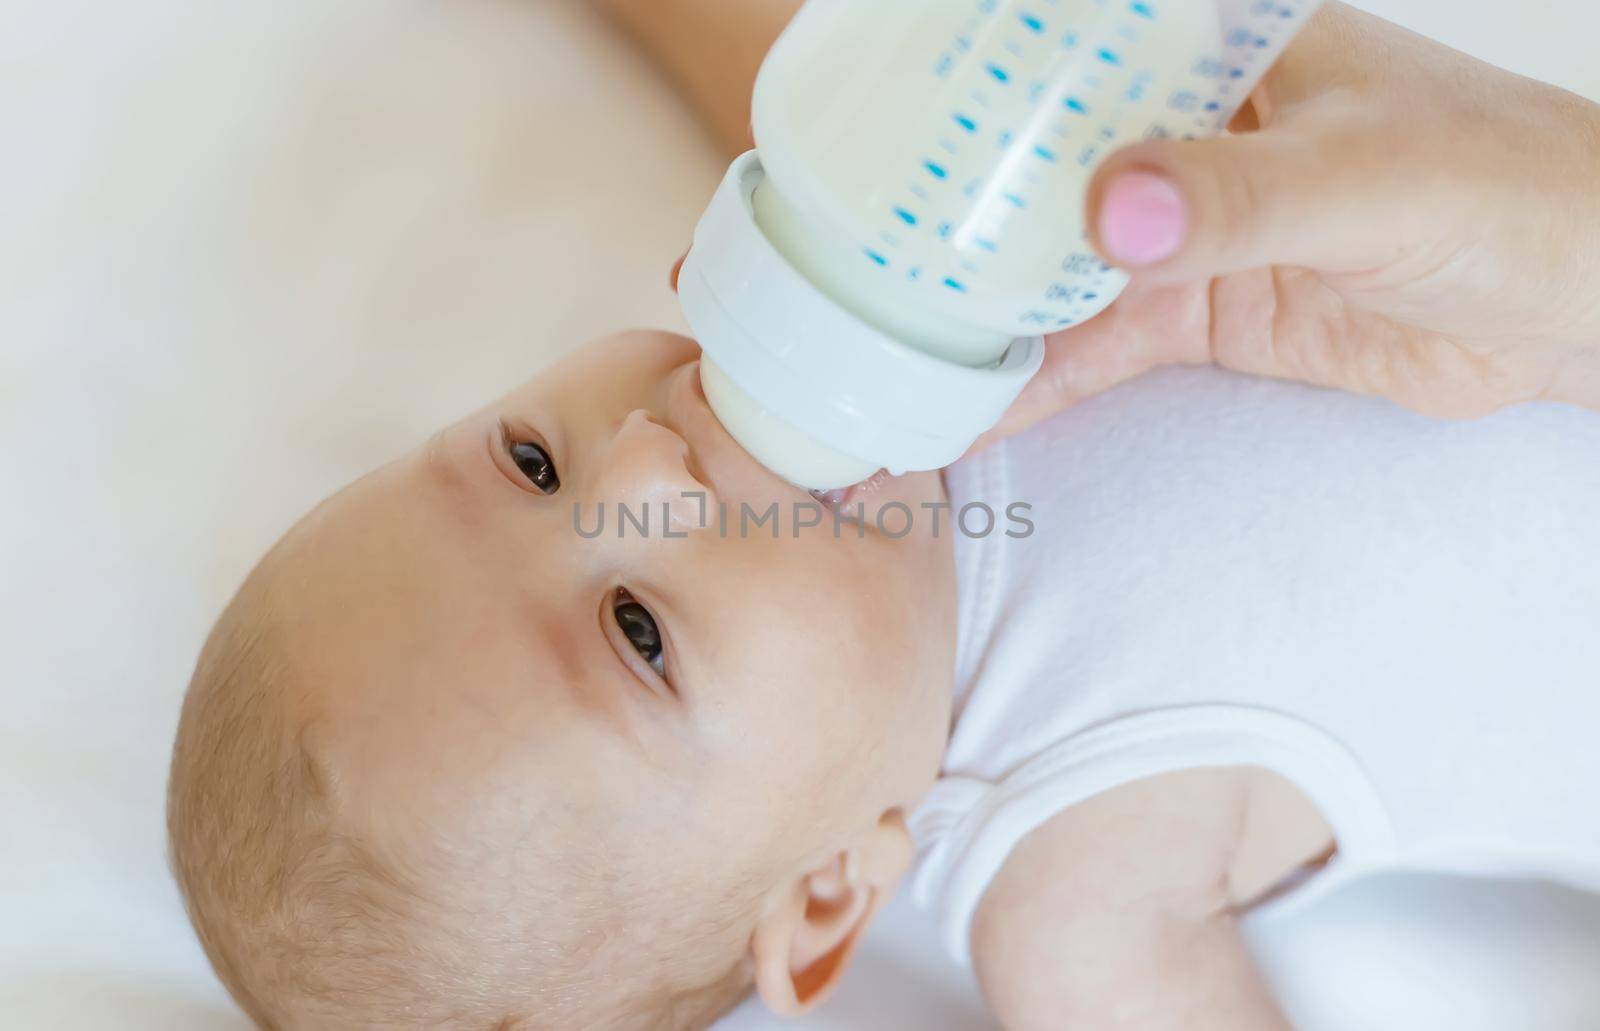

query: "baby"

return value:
[169, 3, 1600, 1028]
[168, 331, 960, 1027]
[168, 326, 1600, 1030]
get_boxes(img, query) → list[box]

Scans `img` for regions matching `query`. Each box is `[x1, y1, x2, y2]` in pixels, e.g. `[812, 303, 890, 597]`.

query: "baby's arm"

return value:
[971, 768, 1331, 1029]
[597, 0, 800, 157]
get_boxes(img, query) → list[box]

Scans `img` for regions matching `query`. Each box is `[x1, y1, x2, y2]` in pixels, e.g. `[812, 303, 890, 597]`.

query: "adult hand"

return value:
[983, 2, 1600, 447]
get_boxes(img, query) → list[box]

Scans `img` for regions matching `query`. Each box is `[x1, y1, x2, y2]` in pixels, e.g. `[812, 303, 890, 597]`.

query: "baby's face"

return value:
[279, 331, 957, 952]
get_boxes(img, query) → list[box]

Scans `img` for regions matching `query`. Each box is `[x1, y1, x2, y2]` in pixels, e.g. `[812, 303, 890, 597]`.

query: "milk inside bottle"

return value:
[678, 0, 1322, 489]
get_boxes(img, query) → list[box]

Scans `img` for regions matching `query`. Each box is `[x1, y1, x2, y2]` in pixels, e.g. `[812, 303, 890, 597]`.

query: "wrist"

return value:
[591, 0, 794, 158]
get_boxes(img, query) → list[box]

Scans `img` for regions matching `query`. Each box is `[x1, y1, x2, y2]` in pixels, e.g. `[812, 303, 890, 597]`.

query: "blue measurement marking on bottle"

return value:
[864, 0, 1320, 321]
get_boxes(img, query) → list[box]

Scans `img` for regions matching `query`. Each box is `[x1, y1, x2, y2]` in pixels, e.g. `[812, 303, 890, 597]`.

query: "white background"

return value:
[3, 1, 1598, 1027]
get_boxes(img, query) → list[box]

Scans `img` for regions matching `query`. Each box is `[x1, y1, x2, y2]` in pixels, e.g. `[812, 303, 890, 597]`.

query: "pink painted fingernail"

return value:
[1097, 170, 1187, 266]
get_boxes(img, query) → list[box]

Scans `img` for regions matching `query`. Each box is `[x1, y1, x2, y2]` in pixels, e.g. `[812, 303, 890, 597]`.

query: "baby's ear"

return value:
[749, 810, 913, 1016]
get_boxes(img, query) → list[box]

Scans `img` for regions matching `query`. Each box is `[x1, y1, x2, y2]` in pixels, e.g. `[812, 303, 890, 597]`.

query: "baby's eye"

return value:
[509, 440, 559, 494]
[614, 593, 665, 678]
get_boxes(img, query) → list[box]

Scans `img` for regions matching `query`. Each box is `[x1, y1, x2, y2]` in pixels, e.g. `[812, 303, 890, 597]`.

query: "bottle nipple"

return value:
[700, 358, 883, 491]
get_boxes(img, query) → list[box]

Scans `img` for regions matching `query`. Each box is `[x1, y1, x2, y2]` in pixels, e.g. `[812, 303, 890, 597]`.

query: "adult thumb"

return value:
[1087, 125, 1406, 285]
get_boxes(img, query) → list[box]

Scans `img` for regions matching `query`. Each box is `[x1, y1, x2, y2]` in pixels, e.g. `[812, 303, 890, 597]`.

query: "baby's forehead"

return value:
[264, 474, 570, 775]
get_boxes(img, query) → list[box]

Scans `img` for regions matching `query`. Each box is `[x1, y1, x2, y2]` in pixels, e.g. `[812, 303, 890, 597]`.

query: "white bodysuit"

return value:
[910, 366, 1600, 965]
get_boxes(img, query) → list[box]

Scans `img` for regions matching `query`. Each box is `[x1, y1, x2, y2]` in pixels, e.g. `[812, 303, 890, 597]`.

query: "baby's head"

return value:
[168, 332, 957, 1028]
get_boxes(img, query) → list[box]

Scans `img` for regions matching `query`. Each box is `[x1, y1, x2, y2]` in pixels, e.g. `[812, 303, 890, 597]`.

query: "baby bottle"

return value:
[678, 0, 1321, 490]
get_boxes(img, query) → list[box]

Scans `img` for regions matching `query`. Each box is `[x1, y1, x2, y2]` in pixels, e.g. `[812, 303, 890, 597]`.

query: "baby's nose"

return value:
[596, 409, 717, 532]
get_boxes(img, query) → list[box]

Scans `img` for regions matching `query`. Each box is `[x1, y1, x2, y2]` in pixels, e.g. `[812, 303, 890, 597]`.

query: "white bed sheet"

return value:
[3, 1, 1598, 1027]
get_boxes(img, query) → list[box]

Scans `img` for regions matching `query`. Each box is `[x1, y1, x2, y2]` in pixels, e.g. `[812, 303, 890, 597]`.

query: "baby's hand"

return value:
[985, 2, 1600, 446]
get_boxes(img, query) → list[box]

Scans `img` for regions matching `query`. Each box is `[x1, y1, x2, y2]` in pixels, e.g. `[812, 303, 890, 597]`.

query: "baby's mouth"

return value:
[809, 469, 892, 513]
